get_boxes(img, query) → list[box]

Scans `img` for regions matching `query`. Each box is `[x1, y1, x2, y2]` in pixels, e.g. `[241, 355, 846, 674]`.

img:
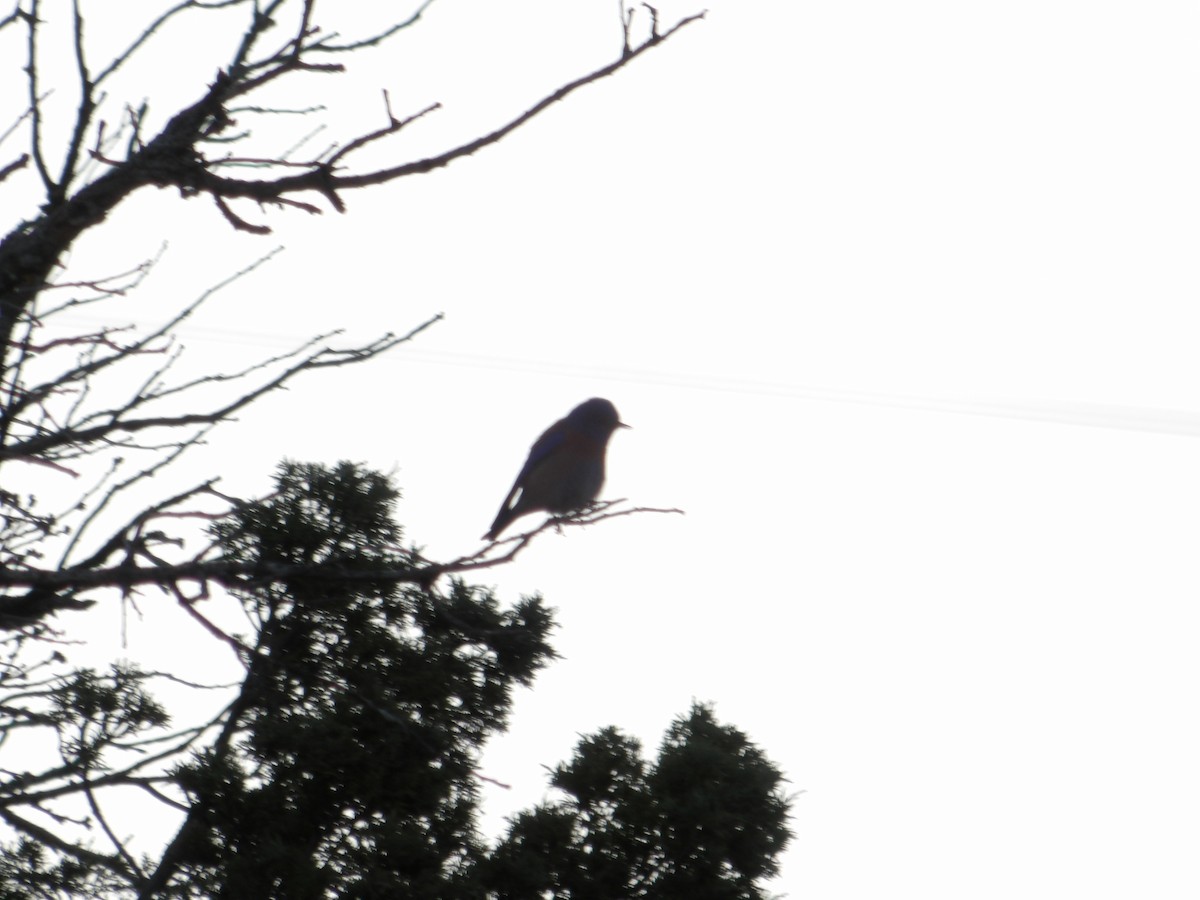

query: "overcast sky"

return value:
[11, 0, 1200, 896]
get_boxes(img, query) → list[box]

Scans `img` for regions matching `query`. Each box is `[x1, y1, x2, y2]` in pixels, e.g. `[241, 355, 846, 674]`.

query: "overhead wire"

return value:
[31, 312, 1200, 438]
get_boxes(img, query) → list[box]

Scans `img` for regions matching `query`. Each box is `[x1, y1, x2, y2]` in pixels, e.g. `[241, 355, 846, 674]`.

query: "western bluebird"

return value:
[483, 398, 629, 541]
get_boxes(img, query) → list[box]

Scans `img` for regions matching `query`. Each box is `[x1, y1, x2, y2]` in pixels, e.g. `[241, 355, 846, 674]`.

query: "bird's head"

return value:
[569, 397, 630, 435]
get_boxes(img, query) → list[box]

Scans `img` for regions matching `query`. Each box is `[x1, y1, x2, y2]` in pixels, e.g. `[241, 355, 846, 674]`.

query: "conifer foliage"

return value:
[0, 462, 790, 898]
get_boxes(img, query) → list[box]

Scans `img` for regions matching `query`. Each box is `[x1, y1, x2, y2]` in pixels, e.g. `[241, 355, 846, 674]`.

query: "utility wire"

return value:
[35, 313, 1200, 438]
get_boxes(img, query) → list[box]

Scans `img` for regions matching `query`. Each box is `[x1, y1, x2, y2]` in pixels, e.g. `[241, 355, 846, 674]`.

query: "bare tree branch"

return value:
[0, 153, 27, 185]
[0, 807, 133, 877]
[0, 502, 684, 621]
[23, 0, 55, 193]
[0, 4, 704, 353]
[83, 774, 147, 888]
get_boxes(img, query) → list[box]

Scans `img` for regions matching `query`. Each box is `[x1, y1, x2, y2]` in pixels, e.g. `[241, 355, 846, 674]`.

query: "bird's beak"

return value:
[618, 421, 631, 429]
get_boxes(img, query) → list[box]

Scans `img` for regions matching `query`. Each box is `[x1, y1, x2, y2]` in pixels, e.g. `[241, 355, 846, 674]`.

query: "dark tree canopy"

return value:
[0, 3, 792, 898]
[0, 462, 790, 898]
[146, 461, 555, 898]
[487, 710, 792, 899]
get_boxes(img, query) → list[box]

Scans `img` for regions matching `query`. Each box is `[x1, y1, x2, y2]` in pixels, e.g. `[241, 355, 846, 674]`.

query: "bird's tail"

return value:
[483, 508, 514, 542]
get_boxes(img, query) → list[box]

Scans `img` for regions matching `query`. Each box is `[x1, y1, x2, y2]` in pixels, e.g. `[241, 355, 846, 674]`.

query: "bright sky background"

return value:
[8, 0, 1200, 896]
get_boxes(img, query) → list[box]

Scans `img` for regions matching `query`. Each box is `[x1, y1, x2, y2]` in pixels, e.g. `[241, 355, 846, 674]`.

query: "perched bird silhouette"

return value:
[483, 398, 629, 541]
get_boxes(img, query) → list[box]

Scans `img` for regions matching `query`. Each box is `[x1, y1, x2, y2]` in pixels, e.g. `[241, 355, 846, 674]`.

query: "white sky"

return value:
[7, 0, 1200, 896]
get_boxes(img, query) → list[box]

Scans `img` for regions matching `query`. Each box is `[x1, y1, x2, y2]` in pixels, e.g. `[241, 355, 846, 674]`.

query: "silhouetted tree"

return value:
[0, 0, 701, 629]
[485, 707, 791, 900]
[0, 462, 790, 898]
[0, 3, 792, 897]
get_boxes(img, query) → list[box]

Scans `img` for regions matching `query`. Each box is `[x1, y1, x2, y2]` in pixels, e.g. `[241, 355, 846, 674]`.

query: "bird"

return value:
[483, 398, 629, 541]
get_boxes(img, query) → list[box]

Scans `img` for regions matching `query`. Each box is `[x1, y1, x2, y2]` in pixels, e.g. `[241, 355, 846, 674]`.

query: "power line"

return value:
[34, 313, 1200, 438]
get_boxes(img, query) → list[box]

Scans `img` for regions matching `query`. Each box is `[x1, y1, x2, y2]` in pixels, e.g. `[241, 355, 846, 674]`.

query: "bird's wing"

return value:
[514, 422, 567, 483]
[484, 427, 563, 539]
[493, 420, 567, 514]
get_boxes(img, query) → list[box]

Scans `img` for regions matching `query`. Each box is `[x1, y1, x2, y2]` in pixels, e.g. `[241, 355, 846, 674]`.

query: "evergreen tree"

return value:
[0, 461, 791, 898]
[486, 708, 791, 900]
